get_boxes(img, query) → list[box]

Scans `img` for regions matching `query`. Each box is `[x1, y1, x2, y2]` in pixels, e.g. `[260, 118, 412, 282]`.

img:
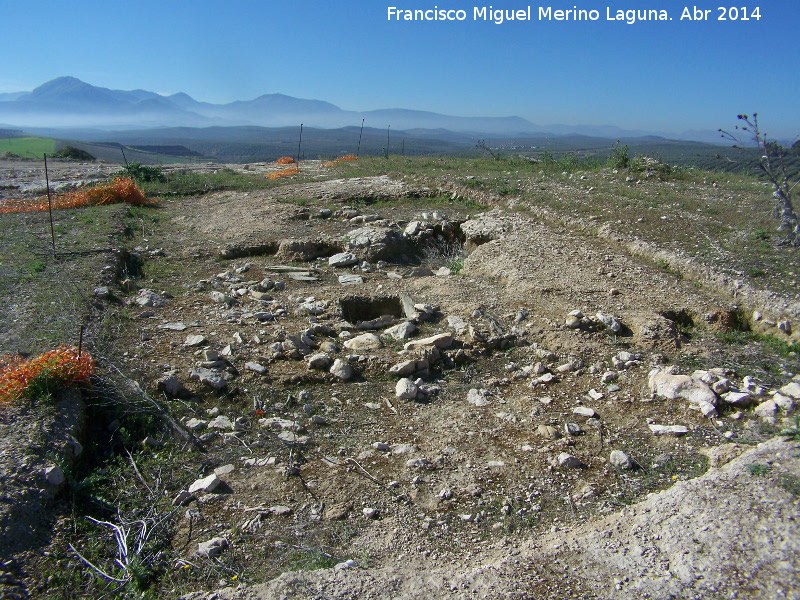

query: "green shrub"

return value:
[608, 141, 630, 169]
[116, 162, 165, 183]
[52, 146, 95, 161]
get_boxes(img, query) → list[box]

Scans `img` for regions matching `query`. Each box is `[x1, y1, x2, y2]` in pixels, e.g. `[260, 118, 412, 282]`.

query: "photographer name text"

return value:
[387, 6, 762, 25]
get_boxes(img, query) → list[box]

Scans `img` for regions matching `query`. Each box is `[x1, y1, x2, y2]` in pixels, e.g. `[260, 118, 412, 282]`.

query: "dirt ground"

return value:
[0, 158, 798, 599]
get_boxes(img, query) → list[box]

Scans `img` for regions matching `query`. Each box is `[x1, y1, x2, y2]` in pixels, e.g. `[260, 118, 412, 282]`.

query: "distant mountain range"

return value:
[0, 76, 723, 142]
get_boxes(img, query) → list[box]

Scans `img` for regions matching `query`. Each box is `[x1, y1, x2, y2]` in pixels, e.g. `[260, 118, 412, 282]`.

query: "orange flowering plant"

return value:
[0, 346, 95, 403]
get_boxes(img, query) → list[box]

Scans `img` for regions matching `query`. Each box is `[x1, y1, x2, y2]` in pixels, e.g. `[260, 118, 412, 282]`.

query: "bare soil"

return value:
[0, 158, 798, 600]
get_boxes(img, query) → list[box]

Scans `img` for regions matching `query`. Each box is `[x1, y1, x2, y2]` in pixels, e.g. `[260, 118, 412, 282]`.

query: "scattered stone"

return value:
[649, 368, 718, 413]
[277, 431, 311, 445]
[601, 371, 618, 384]
[339, 274, 364, 285]
[558, 453, 584, 468]
[392, 444, 416, 454]
[754, 400, 778, 419]
[334, 559, 357, 570]
[214, 464, 235, 476]
[270, 505, 293, 516]
[406, 458, 430, 468]
[384, 321, 417, 340]
[532, 373, 556, 385]
[565, 315, 581, 329]
[389, 359, 417, 377]
[134, 289, 168, 307]
[198, 537, 228, 558]
[403, 332, 453, 351]
[721, 391, 754, 406]
[344, 333, 383, 351]
[712, 379, 731, 395]
[185, 418, 207, 431]
[446, 315, 468, 334]
[363, 507, 378, 519]
[537, 424, 561, 440]
[564, 422, 583, 436]
[208, 291, 231, 304]
[156, 371, 188, 397]
[779, 382, 800, 399]
[208, 415, 233, 430]
[467, 388, 491, 407]
[773, 393, 794, 411]
[44, 466, 64, 486]
[308, 353, 332, 370]
[596, 312, 622, 333]
[142, 436, 163, 448]
[189, 367, 227, 390]
[648, 424, 689, 436]
[245, 362, 267, 375]
[329, 252, 359, 267]
[188, 474, 221, 495]
[329, 359, 353, 380]
[94, 286, 109, 298]
[572, 406, 596, 418]
[372, 442, 389, 451]
[396, 378, 419, 400]
[609, 450, 632, 469]
[184, 334, 206, 347]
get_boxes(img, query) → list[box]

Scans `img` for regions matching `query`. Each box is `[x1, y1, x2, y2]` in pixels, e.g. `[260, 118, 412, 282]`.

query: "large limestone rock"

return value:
[648, 368, 717, 415]
[344, 226, 411, 262]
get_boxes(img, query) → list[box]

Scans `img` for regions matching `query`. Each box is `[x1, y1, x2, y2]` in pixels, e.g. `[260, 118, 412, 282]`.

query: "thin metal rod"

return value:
[356, 118, 364, 157]
[44, 154, 56, 259]
[297, 123, 303, 162]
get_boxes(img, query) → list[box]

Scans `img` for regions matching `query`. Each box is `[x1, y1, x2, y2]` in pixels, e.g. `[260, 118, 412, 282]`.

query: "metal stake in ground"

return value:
[387, 125, 390, 156]
[357, 118, 365, 158]
[297, 123, 303, 163]
[43, 154, 57, 259]
[120, 147, 129, 167]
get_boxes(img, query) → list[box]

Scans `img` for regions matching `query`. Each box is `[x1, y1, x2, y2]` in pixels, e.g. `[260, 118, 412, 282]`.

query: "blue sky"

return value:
[2, 1, 799, 137]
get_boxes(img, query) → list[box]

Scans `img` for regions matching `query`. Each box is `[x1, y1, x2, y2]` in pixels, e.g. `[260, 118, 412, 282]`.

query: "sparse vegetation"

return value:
[720, 113, 799, 246]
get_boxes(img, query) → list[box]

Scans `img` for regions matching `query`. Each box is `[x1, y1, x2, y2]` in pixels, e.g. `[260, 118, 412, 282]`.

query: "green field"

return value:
[0, 137, 56, 158]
